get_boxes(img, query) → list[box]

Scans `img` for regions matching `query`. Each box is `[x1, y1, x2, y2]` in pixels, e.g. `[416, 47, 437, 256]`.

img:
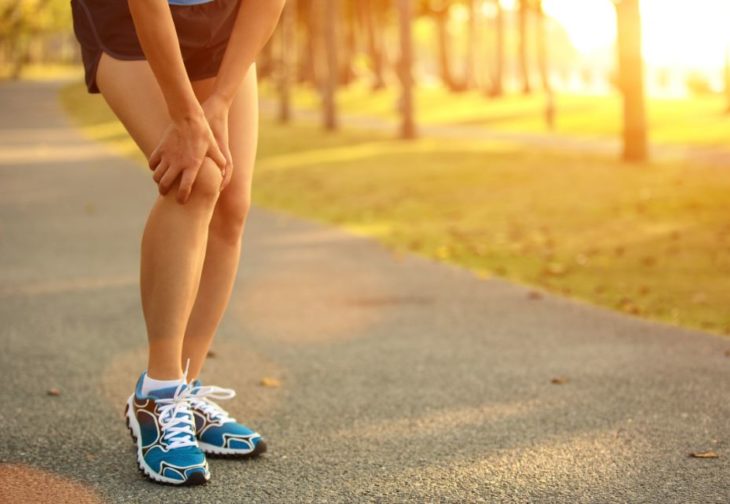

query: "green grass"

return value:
[61, 81, 730, 337]
[0, 63, 83, 81]
[260, 80, 730, 148]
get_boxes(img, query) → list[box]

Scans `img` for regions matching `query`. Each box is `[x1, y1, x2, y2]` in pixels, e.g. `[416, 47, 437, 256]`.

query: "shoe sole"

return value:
[124, 396, 210, 486]
[199, 439, 268, 458]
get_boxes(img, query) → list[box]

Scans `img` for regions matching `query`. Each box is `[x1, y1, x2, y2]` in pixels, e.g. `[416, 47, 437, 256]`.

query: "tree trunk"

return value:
[358, 0, 386, 90]
[434, 9, 456, 90]
[322, 0, 338, 130]
[517, 0, 531, 94]
[278, 0, 296, 123]
[536, 0, 550, 92]
[298, 0, 317, 84]
[536, 0, 554, 128]
[341, 1, 357, 85]
[397, 0, 416, 139]
[616, 0, 648, 162]
[491, 0, 504, 97]
[725, 45, 730, 113]
[464, 0, 477, 89]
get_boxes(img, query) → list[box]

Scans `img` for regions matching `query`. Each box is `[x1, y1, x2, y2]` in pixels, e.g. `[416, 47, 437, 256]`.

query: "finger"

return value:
[207, 139, 227, 170]
[159, 165, 182, 195]
[221, 162, 233, 191]
[152, 160, 169, 184]
[177, 167, 197, 204]
[220, 145, 233, 189]
[148, 146, 162, 171]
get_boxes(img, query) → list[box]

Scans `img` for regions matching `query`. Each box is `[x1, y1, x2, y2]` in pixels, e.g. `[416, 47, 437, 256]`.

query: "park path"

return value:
[1, 80, 729, 503]
[259, 98, 730, 168]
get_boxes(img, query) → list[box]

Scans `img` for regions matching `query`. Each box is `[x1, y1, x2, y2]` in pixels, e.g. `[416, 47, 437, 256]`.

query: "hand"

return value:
[201, 93, 233, 191]
[148, 109, 227, 204]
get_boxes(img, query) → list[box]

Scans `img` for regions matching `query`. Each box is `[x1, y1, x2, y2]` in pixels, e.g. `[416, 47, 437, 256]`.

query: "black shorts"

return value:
[70, 0, 241, 94]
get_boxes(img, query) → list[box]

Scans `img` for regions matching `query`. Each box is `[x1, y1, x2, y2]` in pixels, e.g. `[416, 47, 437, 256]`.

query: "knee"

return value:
[210, 191, 252, 245]
[187, 158, 223, 207]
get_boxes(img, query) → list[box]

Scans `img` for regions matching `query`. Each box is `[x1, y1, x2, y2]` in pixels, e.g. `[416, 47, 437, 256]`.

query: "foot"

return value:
[188, 379, 267, 457]
[124, 373, 210, 486]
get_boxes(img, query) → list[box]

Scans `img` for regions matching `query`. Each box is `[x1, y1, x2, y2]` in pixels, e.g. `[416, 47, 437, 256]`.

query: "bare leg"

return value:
[96, 53, 222, 380]
[181, 64, 259, 380]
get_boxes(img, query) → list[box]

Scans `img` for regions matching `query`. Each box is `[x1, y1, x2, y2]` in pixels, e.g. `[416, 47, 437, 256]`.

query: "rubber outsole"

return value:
[124, 399, 210, 486]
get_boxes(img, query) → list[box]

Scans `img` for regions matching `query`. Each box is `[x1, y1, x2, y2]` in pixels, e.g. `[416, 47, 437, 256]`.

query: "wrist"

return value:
[169, 101, 205, 125]
[209, 88, 235, 110]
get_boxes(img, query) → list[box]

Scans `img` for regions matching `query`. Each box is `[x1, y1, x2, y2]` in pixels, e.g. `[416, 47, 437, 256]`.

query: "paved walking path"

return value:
[1, 81, 729, 503]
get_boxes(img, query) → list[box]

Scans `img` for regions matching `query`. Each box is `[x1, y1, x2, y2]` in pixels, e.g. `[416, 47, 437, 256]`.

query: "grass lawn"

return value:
[61, 81, 730, 337]
[259, 79, 730, 149]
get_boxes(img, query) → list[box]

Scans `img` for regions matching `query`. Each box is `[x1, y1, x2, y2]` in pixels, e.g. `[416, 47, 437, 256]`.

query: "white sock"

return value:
[141, 373, 184, 396]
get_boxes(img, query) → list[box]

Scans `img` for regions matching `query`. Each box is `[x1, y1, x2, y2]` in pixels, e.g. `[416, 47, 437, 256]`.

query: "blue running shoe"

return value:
[188, 379, 267, 457]
[124, 373, 210, 485]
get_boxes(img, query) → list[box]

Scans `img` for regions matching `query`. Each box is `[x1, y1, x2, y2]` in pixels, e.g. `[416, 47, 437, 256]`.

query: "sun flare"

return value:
[543, 0, 730, 71]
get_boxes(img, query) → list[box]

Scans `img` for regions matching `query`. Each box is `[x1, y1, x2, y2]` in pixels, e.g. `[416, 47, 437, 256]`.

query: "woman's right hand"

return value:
[148, 110, 227, 204]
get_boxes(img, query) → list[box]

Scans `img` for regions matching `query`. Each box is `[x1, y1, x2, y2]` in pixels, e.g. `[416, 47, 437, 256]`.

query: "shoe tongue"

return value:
[148, 382, 188, 400]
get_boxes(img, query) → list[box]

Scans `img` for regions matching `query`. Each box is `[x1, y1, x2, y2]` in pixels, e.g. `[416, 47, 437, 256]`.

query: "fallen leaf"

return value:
[527, 290, 543, 301]
[207, 350, 216, 358]
[544, 262, 568, 277]
[618, 298, 642, 315]
[689, 450, 719, 459]
[640, 256, 657, 267]
[47, 388, 61, 396]
[550, 377, 569, 385]
[260, 377, 281, 388]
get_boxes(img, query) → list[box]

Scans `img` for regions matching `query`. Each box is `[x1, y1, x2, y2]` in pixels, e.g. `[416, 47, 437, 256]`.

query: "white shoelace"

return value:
[188, 385, 237, 424]
[151, 360, 197, 450]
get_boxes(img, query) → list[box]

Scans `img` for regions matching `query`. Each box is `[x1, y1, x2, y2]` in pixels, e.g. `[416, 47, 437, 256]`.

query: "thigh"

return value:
[191, 63, 258, 206]
[96, 52, 170, 159]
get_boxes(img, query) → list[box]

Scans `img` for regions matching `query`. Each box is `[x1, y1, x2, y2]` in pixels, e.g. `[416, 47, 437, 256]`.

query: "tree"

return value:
[535, 0, 554, 128]
[398, 0, 416, 138]
[615, 0, 648, 162]
[725, 44, 730, 113]
[432, 1, 457, 91]
[277, 0, 297, 123]
[490, 0, 505, 97]
[517, 0, 531, 94]
[322, 0, 338, 130]
[464, 0, 478, 89]
[356, 0, 386, 90]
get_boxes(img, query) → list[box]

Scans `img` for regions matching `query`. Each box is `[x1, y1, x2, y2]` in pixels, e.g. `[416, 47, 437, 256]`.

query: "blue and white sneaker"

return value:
[188, 379, 267, 457]
[124, 373, 210, 486]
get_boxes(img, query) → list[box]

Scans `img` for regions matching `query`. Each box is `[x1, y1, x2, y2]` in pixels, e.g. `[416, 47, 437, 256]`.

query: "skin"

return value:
[98, 0, 285, 380]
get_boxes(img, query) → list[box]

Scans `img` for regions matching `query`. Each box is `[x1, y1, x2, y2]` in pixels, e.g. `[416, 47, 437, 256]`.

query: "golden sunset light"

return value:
[544, 0, 730, 71]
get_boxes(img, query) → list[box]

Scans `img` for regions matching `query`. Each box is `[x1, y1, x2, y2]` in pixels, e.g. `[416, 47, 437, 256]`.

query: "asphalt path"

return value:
[1, 81, 729, 503]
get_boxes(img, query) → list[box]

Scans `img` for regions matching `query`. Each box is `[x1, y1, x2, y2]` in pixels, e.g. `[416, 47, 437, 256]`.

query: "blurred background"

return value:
[2, 0, 729, 336]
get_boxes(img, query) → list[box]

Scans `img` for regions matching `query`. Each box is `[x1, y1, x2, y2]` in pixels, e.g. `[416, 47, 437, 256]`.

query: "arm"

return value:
[199, 0, 286, 190]
[213, 0, 287, 106]
[127, 0, 226, 203]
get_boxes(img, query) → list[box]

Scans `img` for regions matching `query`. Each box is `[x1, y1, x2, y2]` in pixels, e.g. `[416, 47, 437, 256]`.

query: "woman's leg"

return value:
[96, 53, 222, 380]
[181, 64, 259, 380]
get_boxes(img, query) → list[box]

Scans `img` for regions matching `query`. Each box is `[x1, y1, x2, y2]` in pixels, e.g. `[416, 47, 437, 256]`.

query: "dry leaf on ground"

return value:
[260, 377, 281, 388]
[689, 451, 719, 459]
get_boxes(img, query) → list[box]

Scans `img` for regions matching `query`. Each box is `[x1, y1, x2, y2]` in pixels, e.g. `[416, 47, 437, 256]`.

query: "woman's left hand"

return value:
[201, 94, 233, 191]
